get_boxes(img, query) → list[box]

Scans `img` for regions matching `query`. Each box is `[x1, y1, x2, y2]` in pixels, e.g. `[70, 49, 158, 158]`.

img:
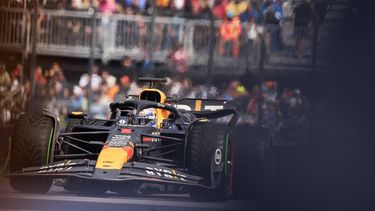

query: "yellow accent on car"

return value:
[195, 100, 202, 111]
[198, 118, 209, 122]
[139, 88, 167, 103]
[95, 147, 129, 170]
[71, 111, 83, 115]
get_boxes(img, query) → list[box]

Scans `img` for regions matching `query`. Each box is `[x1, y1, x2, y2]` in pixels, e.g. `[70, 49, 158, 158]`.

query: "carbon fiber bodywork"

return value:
[6, 86, 239, 192]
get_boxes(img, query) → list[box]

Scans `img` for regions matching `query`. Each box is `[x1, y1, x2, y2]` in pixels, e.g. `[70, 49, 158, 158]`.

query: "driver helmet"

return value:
[139, 108, 156, 126]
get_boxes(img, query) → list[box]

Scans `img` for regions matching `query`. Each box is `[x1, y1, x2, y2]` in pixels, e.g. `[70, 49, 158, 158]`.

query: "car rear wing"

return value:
[166, 98, 235, 112]
[168, 98, 239, 127]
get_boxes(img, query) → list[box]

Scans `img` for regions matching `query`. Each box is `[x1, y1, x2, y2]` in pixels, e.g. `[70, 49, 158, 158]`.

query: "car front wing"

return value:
[6, 159, 210, 188]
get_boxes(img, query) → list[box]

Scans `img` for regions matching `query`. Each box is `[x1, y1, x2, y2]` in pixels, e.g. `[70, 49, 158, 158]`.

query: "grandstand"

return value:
[0, 0, 338, 76]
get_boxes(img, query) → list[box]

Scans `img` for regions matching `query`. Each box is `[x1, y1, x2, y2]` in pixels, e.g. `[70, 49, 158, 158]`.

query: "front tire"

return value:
[9, 114, 54, 193]
[187, 122, 233, 201]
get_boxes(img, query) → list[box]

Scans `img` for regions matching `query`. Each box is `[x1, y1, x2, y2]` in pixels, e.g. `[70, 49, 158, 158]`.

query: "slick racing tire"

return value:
[9, 114, 54, 193]
[187, 122, 234, 201]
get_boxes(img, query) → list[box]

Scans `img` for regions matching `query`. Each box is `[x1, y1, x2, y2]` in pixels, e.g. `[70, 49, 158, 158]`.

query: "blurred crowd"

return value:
[1, 0, 317, 127]
[0, 61, 308, 132]
[1, 0, 328, 60]
[0, 63, 29, 123]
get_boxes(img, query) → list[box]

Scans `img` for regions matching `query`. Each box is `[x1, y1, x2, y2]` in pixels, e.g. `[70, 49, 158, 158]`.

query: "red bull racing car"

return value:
[4, 78, 239, 201]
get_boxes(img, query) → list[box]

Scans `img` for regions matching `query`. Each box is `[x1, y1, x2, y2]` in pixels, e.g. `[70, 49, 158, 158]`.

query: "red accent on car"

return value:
[122, 146, 134, 160]
[143, 137, 152, 142]
[121, 128, 132, 134]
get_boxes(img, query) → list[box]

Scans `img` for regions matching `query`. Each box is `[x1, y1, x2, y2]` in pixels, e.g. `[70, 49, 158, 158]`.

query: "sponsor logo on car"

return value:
[215, 148, 222, 165]
[108, 134, 131, 147]
[174, 104, 224, 111]
[118, 119, 127, 125]
[145, 167, 187, 181]
[143, 131, 160, 142]
[38, 160, 77, 173]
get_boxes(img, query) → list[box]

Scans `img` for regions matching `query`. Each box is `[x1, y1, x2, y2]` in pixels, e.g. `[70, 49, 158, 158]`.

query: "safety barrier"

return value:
[0, 8, 314, 73]
[0, 8, 27, 50]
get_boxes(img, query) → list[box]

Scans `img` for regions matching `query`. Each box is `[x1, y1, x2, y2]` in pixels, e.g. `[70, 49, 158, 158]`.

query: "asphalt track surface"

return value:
[0, 178, 260, 211]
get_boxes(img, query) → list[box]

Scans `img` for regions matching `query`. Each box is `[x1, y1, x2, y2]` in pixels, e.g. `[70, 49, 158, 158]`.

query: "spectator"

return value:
[169, 79, 183, 98]
[259, 101, 278, 128]
[167, 42, 188, 73]
[197, 2, 212, 19]
[69, 85, 85, 111]
[34, 66, 47, 98]
[128, 79, 141, 95]
[102, 70, 119, 100]
[171, 0, 185, 17]
[155, 0, 171, 16]
[153, 21, 165, 51]
[156, 0, 170, 8]
[140, 52, 155, 76]
[261, 80, 277, 103]
[279, 87, 293, 116]
[134, 0, 147, 12]
[79, 64, 103, 99]
[136, 11, 147, 50]
[115, 75, 131, 101]
[124, 5, 135, 14]
[219, 15, 241, 57]
[22, 79, 31, 96]
[242, 2, 262, 63]
[10, 64, 22, 91]
[207, 85, 219, 99]
[0, 63, 11, 93]
[190, 0, 201, 17]
[226, 0, 248, 17]
[293, 0, 316, 58]
[99, 0, 117, 14]
[181, 78, 193, 97]
[70, 0, 90, 10]
[245, 85, 260, 124]
[49, 62, 62, 79]
[165, 12, 180, 50]
[48, 71, 64, 99]
[240, 2, 261, 24]
[223, 80, 244, 100]
[121, 56, 138, 78]
[213, 0, 229, 20]
[101, 70, 117, 87]
[197, 84, 209, 99]
[263, 0, 283, 53]
[32, 66, 48, 112]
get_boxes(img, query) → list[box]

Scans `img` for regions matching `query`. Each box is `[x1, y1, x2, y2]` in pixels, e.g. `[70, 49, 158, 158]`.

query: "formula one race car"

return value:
[4, 78, 238, 201]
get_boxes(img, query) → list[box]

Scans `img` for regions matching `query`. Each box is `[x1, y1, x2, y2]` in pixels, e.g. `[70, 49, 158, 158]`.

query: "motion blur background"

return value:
[0, 0, 374, 210]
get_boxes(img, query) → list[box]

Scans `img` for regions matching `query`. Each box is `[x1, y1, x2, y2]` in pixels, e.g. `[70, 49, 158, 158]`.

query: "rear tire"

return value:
[187, 122, 232, 201]
[9, 114, 54, 193]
